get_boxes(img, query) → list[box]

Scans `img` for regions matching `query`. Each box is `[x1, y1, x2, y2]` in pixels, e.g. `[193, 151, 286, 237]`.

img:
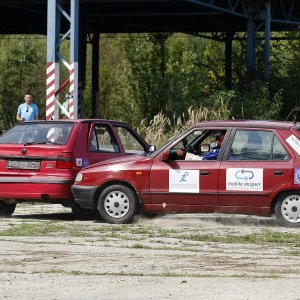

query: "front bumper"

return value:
[71, 185, 98, 210]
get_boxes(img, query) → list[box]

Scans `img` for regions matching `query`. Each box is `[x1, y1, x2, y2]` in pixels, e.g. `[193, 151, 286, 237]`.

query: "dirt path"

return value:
[0, 203, 299, 299]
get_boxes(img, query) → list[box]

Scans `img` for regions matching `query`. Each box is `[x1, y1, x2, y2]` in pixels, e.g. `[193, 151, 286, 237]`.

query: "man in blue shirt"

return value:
[16, 92, 39, 122]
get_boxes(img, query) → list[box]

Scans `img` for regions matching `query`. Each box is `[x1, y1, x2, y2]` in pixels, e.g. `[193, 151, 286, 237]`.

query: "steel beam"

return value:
[92, 33, 100, 119]
[78, 25, 87, 119]
[225, 31, 233, 89]
[46, 0, 60, 120]
[247, 1, 256, 78]
[69, 0, 79, 119]
[46, 0, 79, 120]
[184, 0, 248, 18]
[265, 0, 271, 81]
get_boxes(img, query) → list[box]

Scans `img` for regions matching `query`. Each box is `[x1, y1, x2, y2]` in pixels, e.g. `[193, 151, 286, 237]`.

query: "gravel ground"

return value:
[0, 203, 299, 300]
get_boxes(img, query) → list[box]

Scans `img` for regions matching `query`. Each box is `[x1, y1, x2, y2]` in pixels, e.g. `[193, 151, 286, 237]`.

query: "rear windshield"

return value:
[0, 123, 74, 145]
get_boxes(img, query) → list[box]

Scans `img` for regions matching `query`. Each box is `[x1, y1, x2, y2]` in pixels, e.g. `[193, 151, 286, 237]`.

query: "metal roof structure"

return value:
[1, 0, 300, 119]
[0, 0, 299, 34]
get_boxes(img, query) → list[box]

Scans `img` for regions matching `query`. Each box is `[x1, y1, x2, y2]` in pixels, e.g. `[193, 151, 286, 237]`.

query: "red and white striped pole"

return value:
[69, 62, 74, 119]
[46, 0, 60, 120]
[46, 62, 56, 120]
[46, 0, 79, 120]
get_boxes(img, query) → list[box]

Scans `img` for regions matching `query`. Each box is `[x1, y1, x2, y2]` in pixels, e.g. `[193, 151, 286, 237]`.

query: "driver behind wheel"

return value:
[177, 130, 226, 161]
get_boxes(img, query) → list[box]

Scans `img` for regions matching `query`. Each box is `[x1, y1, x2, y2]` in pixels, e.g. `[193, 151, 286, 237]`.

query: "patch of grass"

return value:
[0, 268, 288, 279]
[129, 227, 155, 235]
[0, 222, 65, 237]
[181, 229, 300, 245]
[287, 250, 300, 256]
[69, 228, 90, 237]
[45, 269, 65, 274]
[93, 225, 131, 233]
[131, 243, 152, 249]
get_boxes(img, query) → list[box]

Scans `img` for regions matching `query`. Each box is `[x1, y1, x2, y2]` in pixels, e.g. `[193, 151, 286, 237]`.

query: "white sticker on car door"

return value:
[286, 134, 300, 155]
[169, 169, 199, 193]
[226, 168, 263, 191]
[76, 158, 82, 167]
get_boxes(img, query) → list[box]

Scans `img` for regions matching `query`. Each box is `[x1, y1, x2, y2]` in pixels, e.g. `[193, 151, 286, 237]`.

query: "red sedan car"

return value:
[0, 119, 150, 217]
[72, 120, 300, 227]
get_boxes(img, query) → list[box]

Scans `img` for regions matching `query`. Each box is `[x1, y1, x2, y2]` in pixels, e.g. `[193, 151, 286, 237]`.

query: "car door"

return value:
[112, 124, 148, 155]
[87, 123, 125, 166]
[219, 128, 293, 208]
[149, 127, 229, 211]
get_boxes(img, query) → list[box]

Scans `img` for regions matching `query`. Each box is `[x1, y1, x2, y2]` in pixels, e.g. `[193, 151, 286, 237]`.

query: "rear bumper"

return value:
[0, 178, 73, 184]
[71, 185, 98, 210]
[0, 177, 74, 201]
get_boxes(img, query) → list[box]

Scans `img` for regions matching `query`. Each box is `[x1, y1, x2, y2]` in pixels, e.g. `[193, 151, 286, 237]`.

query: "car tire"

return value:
[275, 192, 300, 227]
[0, 202, 16, 217]
[98, 185, 138, 224]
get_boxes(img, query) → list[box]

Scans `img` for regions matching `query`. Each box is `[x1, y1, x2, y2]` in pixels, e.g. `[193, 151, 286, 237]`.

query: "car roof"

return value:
[21, 119, 130, 126]
[193, 120, 298, 130]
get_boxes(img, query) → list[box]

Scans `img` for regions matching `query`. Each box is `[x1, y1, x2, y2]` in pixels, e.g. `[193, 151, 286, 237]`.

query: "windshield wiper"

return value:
[46, 141, 63, 145]
[24, 141, 63, 146]
[24, 142, 47, 146]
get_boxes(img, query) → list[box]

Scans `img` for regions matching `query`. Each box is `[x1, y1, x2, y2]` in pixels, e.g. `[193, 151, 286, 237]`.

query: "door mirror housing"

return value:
[148, 145, 156, 152]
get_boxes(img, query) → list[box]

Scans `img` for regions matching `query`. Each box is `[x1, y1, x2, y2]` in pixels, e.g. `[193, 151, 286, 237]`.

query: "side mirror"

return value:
[160, 150, 169, 161]
[149, 145, 156, 152]
[201, 144, 210, 153]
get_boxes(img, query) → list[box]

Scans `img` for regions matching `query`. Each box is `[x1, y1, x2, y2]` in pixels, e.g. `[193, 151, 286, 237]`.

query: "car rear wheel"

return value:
[98, 185, 137, 224]
[275, 193, 300, 227]
[0, 202, 16, 217]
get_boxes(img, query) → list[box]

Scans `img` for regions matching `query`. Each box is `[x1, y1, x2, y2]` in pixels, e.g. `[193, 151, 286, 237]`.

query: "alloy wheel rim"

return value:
[104, 190, 129, 219]
[281, 195, 300, 223]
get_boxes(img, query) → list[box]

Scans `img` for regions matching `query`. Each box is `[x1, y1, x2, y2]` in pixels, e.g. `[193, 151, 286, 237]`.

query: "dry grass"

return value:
[138, 105, 229, 147]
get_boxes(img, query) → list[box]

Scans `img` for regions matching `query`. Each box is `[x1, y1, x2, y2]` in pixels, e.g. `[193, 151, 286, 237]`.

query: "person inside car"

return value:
[177, 130, 226, 161]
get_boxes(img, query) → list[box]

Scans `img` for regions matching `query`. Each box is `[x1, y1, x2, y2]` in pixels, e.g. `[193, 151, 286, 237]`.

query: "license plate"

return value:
[7, 160, 41, 170]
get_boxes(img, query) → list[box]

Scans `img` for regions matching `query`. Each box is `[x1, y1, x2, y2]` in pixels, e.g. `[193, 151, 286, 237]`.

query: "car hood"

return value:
[82, 154, 151, 171]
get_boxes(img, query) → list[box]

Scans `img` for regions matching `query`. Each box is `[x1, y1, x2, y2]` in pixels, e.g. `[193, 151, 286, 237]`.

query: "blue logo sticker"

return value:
[294, 169, 300, 184]
[180, 171, 189, 182]
[82, 158, 90, 168]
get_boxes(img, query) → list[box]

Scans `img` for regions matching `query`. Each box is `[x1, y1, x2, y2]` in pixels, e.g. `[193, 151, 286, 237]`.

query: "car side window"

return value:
[273, 136, 289, 161]
[114, 126, 145, 154]
[229, 130, 274, 161]
[170, 129, 226, 161]
[89, 125, 120, 153]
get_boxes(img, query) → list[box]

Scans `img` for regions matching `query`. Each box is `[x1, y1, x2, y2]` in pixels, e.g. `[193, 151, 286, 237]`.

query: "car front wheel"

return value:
[275, 193, 300, 227]
[97, 185, 138, 224]
[0, 202, 16, 217]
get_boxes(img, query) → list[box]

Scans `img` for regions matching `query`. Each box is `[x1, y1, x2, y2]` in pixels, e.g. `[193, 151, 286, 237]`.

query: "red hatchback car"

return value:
[0, 119, 150, 216]
[72, 120, 300, 227]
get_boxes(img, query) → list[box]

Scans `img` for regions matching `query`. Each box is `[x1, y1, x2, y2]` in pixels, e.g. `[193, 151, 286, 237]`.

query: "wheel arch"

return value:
[92, 180, 141, 211]
[270, 189, 300, 215]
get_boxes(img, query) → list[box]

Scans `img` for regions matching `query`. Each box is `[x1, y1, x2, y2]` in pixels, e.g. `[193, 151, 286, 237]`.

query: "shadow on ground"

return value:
[12, 204, 278, 227]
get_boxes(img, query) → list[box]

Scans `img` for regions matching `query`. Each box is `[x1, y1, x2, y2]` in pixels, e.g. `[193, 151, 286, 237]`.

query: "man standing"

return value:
[16, 92, 39, 122]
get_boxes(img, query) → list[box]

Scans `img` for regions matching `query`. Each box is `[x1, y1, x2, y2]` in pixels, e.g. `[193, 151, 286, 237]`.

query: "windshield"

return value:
[0, 122, 75, 145]
[145, 128, 190, 158]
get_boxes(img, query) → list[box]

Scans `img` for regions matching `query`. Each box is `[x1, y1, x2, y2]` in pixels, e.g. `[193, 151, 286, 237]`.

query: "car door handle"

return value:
[273, 170, 283, 175]
[200, 170, 209, 175]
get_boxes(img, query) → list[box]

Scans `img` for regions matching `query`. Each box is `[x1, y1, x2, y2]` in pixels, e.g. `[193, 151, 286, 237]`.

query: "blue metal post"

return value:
[92, 33, 100, 118]
[265, 0, 271, 81]
[69, 0, 79, 119]
[247, 2, 256, 77]
[46, 0, 60, 120]
[225, 31, 233, 89]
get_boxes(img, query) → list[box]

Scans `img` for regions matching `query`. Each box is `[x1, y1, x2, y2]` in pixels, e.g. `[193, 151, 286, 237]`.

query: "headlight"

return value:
[75, 172, 83, 182]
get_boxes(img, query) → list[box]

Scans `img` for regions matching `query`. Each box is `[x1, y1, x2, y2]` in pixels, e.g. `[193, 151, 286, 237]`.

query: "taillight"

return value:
[56, 152, 74, 169]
